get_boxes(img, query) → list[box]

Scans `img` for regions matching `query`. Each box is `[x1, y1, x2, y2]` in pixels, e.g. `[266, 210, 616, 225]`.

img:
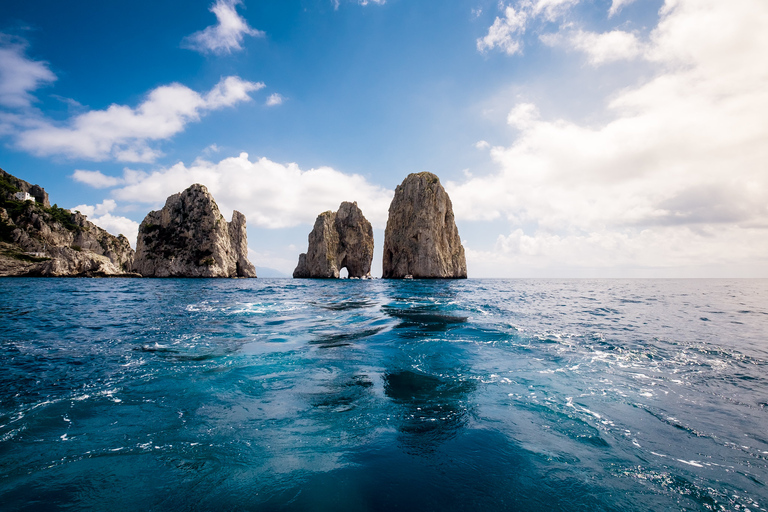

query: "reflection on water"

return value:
[384, 370, 475, 452]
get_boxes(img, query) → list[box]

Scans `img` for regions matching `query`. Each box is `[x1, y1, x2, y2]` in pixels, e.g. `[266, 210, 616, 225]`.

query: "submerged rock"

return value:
[382, 172, 466, 279]
[132, 184, 256, 278]
[293, 201, 374, 278]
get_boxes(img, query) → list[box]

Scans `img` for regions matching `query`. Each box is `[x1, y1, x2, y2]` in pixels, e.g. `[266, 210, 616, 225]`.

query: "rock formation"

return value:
[1, 168, 50, 207]
[132, 184, 256, 278]
[293, 201, 374, 278]
[0, 170, 136, 277]
[382, 172, 467, 279]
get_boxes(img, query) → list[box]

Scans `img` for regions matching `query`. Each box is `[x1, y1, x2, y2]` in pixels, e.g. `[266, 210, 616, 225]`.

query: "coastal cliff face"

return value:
[382, 172, 467, 279]
[293, 201, 374, 278]
[1, 168, 50, 208]
[132, 184, 256, 278]
[0, 170, 136, 277]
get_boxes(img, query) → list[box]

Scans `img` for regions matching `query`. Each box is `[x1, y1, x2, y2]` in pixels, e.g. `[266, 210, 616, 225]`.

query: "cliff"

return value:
[293, 201, 374, 278]
[0, 170, 136, 277]
[382, 172, 467, 279]
[132, 184, 256, 278]
[1, 168, 50, 207]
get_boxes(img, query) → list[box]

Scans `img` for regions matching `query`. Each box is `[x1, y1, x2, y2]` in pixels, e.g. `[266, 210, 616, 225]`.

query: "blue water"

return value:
[1, 278, 767, 511]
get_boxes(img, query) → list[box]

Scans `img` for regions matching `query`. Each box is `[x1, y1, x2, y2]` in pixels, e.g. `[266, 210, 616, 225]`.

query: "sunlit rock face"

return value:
[382, 172, 466, 279]
[0, 168, 136, 277]
[293, 201, 374, 278]
[133, 184, 256, 278]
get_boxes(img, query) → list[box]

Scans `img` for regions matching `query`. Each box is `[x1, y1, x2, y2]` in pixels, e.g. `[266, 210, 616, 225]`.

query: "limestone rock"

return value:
[382, 172, 467, 279]
[132, 184, 256, 278]
[1, 170, 136, 277]
[293, 201, 374, 278]
[1, 168, 50, 207]
[29, 246, 140, 277]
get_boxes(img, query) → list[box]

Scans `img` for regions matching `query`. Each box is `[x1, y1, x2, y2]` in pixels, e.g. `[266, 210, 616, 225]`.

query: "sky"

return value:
[0, 0, 766, 277]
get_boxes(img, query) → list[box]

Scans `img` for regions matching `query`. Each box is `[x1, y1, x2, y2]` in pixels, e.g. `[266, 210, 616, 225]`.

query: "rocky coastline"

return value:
[1, 168, 468, 279]
[1, 170, 138, 277]
[0, 170, 257, 278]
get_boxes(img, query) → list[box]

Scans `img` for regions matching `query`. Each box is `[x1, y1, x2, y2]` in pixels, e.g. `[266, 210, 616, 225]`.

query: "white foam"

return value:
[677, 459, 704, 468]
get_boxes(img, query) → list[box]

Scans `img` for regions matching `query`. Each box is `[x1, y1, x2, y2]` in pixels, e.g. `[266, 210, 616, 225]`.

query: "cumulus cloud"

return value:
[182, 0, 264, 55]
[506, 102, 539, 129]
[0, 35, 56, 108]
[478, 0, 643, 64]
[72, 169, 123, 188]
[476, 0, 582, 56]
[94, 152, 394, 230]
[455, 0, 768, 276]
[541, 29, 643, 65]
[15, 76, 264, 162]
[265, 93, 284, 106]
[71, 199, 140, 247]
[477, 5, 528, 55]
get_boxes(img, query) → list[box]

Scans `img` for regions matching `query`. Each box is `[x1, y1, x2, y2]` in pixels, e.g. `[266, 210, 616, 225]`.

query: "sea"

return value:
[1, 278, 767, 511]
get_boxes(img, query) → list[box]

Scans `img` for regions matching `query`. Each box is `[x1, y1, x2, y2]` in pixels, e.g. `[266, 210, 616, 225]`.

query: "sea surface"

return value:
[1, 278, 767, 511]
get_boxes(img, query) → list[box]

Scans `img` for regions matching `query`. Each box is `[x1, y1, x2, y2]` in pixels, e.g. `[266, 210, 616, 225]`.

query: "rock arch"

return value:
[293, 201, 374, 278]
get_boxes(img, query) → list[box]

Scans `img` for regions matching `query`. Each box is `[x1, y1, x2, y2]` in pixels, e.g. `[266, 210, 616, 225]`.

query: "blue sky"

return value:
[1, 0, 766, 277]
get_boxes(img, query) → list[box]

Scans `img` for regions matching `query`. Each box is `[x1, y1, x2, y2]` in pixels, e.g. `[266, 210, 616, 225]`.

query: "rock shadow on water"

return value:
[308, 374, 375, 414]
[382, 303, 467, 335]
[384, 370, 475, 453]
[309, 326, 386, 349]
[312, 298, 377, 311]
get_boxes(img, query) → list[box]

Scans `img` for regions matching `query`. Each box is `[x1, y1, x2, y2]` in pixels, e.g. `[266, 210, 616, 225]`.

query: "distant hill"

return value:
[255, 266, 291, 278]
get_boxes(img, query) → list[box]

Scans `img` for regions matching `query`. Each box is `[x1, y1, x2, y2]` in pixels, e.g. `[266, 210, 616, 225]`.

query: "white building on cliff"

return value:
[14, 191, 35, 202]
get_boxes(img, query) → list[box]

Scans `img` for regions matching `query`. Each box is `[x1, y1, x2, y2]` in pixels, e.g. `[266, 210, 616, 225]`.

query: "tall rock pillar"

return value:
[132, 184, 257, 278]
[382, 172, 467, 279]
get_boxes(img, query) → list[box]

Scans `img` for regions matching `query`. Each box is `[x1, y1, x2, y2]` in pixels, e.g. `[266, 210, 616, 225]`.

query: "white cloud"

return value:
[0, 35, 56, 108]
[108, 152, 394, 230]
[73, 199, 117, 217]
[266, 93, 284, 106]
[609, 0, 637, 17]
[182, 0, 264, 55]
[72, 169, 123, 188]
[203, 143, 221, 155]
[530, 0, 580, 21]
[455, 0, 768, 276]
[477, 5, 528, 55]
[541, 29, 643, 65]
[476, 0, 582, 56]
[506, 102, 539, 128]
[464, 225, 768, 277]
[15, 76, 264, 162]
[71, 199, 140, 247]
[474, 140, 491, 150]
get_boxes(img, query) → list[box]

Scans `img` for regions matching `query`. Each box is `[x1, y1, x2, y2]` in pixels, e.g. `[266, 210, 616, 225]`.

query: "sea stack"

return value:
[132, 184, 256, 278]
[382, 172, 467, 279]
[293, 201, 374, 278]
